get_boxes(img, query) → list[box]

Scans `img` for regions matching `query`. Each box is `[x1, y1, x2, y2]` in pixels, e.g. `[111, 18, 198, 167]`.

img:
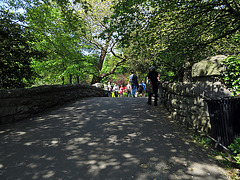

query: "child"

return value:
[119, 85, 124, 97]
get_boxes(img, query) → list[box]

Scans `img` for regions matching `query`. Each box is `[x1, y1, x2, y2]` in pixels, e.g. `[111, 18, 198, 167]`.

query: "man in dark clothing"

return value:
[129, 71, 138, 97]
[147, 66, 159, 106]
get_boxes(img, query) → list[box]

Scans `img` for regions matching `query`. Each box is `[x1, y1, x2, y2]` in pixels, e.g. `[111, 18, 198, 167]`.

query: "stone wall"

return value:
[159, 81, 231, 133]
[0, 84, 107, 124]
[159, 55, 231, 133]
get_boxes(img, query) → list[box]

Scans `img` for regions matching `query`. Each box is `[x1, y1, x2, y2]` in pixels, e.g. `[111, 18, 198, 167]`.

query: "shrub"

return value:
[222, 54, 240, 96]
[228, 137, 240, 165]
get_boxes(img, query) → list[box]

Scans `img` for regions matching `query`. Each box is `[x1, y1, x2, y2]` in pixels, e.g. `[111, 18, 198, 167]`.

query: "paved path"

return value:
[0, 97, 230, 180]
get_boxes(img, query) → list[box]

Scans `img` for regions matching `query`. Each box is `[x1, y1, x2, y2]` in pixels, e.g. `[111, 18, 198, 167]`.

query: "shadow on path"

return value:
[0, 97, 229, 180]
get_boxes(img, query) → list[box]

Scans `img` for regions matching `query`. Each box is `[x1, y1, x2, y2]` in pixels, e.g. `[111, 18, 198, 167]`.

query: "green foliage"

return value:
[192, 134, 214, 148]
[3, 0, 239, 86]
[101, 54, 119, 74]
[0, 10, 45, 89]
[229, 137, 240, 165]
[111, 0, 240, 81]
[101, 54, 129, 85]
[25, 2, 98, 85]
[222, 55, 240, 96]
[2, 0, 127, 86]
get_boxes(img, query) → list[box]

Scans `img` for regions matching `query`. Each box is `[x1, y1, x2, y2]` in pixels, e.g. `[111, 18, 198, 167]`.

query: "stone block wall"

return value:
[0, 84, 107, 124]
[159, 81, 231, 133]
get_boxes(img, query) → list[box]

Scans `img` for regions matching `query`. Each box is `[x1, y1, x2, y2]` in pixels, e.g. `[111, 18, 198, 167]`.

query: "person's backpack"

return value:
[132, 74, 138, 84]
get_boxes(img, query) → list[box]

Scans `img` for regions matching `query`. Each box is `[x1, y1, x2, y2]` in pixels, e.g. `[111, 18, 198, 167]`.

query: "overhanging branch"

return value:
[100, 42, 127, 78]
[198, 23, 240, 48]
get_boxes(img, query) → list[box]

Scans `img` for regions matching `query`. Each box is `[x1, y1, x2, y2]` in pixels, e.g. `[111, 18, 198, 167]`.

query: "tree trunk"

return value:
[91, 32, 113, 84]
[91, 48, 108, 84]
[91, 46, 128, 84]
[91, 75, 103, 84]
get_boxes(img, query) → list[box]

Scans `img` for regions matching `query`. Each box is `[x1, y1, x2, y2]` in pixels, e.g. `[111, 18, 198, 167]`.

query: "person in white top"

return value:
[113, 84, 119, 97]
[107, 82, 112, 97]
[126, 82, 132, 97]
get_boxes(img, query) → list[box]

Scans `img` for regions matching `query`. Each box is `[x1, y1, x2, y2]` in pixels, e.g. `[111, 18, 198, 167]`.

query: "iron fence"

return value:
[205, 97, 240, 147]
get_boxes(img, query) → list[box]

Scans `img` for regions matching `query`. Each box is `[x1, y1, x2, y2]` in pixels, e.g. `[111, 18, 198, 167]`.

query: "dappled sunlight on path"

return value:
[0, 97, 229, 179]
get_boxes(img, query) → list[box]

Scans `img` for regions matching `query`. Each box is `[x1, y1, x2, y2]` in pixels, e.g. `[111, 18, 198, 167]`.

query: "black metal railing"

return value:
[205, 97, 240, 147]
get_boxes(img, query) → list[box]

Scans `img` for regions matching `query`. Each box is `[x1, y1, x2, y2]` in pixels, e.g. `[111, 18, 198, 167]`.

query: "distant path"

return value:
[0, 97, 229, 180]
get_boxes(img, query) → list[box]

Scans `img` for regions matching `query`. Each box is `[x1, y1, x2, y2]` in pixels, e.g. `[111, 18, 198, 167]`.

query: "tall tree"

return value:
[25, 2, 97, 85]
[111, 0, 240, 81]
[112, 0, 240, 47]
[4, 0, 128, 84]
[0, 10, 44, 88]
[74, 0, 127, 84]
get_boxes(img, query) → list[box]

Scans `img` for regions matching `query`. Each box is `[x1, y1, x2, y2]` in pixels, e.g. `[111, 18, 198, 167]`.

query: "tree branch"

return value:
[223, 0, 240, 17]
[198, 23, 240, 47]
[100, 42, 127, 78]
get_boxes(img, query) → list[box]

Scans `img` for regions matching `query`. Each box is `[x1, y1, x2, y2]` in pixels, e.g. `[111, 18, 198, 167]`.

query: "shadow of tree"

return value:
[0, 97, 228, 179]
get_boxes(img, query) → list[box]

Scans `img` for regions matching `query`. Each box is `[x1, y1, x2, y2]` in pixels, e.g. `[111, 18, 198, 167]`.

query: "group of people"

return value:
[130, 66, 159, 106]
[106, 66, 160, 106]
[106, 81, 146, 98]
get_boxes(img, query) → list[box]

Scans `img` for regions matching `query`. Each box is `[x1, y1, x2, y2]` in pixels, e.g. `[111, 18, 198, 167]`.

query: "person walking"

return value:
[124, 85, 127, 97]
[147, 66, 159, 106]
[119, 85, 124, 97]
[126, 82, 132, 97]
[107, 82, 112, 97]
[142, 81, 146, 97]
[137, 83, 143, 97]
[113, 84, 119, 97]
[129, 71, 138, 97]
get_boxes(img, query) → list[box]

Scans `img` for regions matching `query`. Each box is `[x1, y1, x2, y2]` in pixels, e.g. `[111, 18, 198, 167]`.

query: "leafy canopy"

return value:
[110, 0, 240, 80]
[0, 10, 45, 88]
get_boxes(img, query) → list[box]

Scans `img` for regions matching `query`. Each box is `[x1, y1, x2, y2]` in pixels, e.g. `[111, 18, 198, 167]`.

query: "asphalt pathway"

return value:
[0, 97, 230, 180]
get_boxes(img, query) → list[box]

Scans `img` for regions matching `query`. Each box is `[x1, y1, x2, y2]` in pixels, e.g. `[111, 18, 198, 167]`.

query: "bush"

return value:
[228, 137, 240, 165]
[222, 54, 240, 96]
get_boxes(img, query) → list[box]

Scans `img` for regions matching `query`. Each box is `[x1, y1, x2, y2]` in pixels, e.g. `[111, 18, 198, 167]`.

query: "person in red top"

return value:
[124, 85, 127, 97]
[119, 85, 124, 97]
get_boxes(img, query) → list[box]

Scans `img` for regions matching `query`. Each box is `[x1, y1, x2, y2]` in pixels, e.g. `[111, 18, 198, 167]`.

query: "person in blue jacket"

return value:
[141, 81, 146, 97]
[129, 71, 138, 97]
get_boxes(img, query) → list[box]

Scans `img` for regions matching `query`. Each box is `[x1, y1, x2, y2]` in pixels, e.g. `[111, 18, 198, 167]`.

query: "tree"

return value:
[25, 2, 97, 85]
[0, 10, 44, 88]
[74, 0, 128, 84]
[4, 0, 128, 85]
[113, 0, 240, 47]
[111, 0, 240, 81]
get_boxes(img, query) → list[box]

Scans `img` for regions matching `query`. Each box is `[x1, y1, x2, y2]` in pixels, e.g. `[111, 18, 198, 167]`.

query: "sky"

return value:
[0, 0, 25, 14]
